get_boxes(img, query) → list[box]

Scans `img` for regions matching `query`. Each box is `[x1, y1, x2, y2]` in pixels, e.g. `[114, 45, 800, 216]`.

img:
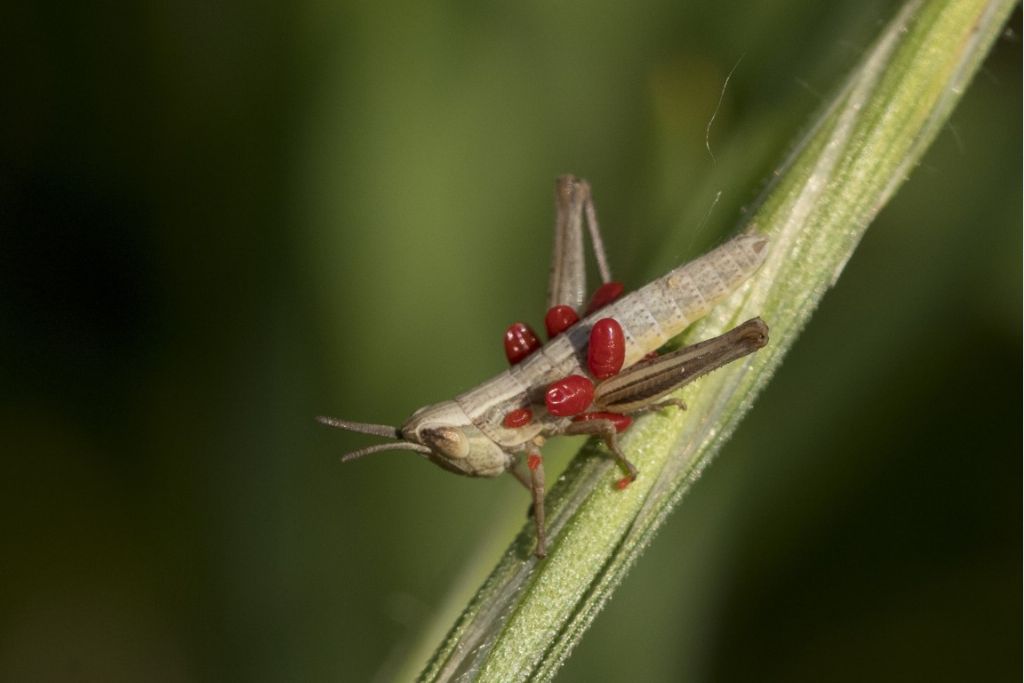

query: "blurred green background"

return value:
[2, 1, 1019, 681]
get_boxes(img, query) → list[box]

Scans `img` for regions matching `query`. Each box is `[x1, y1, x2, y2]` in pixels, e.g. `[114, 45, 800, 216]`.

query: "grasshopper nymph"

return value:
[319, 176, 769, 557]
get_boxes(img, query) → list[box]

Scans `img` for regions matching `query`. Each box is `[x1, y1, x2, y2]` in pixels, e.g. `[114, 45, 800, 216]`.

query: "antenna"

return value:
[339, 442, 432, 462]
[315, 416, 401, 439]
[316, 415, 432, 462]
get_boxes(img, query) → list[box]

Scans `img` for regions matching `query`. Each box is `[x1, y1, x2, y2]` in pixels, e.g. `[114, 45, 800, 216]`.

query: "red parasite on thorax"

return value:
[587, 317, 625, 379]
[545, 374, 595, 417]
[544, 305, 580, 338]
[504, 322, 541, 365]
[502, 407, 533, 428]
[572, 411, 632, 432]
[585, 281, 624, 314]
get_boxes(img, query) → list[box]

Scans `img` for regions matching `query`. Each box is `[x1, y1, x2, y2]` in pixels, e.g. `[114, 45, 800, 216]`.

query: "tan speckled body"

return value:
[411, 232, 768, 466]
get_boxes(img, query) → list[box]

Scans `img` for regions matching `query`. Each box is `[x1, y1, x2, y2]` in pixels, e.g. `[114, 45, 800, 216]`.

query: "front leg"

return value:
[509, 451, 549, 557]
[526, 451, 547, 557]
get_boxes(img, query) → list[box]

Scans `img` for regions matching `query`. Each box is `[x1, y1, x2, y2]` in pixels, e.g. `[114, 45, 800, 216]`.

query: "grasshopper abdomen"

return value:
[453, 233, 767, 448]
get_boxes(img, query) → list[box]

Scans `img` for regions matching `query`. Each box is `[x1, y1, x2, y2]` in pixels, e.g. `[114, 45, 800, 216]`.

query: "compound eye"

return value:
[422, 427, 469, 460]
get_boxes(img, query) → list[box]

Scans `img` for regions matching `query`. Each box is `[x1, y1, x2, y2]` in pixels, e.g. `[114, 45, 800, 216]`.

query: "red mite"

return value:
[614, 476, 634, 491]
[504, 322, 541, 365]
[571, 411, 632, 433]
[585, 281, 624, 314]
[527, 453, 542, 471]
[502, 407, 533, 428]
[544, 305, 580, 338]
[545, 375, 595, 417]
[587, 317, 626, 379]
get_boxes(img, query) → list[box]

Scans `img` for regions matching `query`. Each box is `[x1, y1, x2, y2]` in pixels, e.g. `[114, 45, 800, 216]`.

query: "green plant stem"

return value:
[414, 1, 1017, 680]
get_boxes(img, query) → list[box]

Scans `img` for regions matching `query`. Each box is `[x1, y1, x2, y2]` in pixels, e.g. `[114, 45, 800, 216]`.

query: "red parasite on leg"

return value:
[571, 411, 632, 433]
[614, 476, 634, 491]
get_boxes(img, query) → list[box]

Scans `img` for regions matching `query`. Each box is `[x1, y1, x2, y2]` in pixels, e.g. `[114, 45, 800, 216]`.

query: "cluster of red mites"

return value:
[500, 282, 632, 433]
